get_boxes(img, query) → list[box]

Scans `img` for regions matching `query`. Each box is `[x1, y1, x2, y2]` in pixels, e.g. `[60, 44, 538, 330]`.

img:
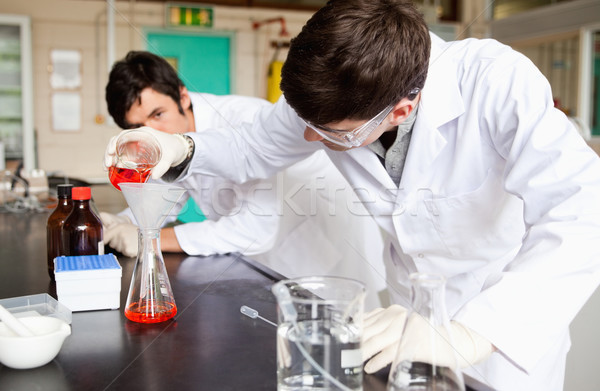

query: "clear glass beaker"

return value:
[108, 129, 162, 191]
[272, 276, 366, 391]
[387, 273, 465, 391]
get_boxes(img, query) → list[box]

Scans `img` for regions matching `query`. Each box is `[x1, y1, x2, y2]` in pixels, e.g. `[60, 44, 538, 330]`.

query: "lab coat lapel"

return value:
[399, 40, 464, 193]
[346, 147, 396, 190]
[339, 147, 397, 237]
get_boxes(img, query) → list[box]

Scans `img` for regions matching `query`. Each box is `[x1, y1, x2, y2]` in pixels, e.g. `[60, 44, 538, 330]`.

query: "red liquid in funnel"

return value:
[109, 165, 152, 191]
[124, 301, 177, 323]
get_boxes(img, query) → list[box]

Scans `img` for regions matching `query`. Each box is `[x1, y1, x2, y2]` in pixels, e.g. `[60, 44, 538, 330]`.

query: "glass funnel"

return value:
[119, 183, 186, 323]
[387, 273, 465, 391]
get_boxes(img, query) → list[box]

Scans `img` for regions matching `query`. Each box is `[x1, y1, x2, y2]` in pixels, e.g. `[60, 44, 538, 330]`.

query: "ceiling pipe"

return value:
[252, 17, 289, 37]
[106, 0, 115, 72]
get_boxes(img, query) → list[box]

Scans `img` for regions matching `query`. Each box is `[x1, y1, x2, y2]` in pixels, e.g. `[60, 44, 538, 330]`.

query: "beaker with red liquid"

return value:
[108, 165, 153, 191]
[109, 130, 161, 191]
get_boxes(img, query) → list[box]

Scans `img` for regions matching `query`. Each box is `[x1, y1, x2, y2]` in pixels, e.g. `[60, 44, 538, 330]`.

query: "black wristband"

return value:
[162, 135, 195, 182]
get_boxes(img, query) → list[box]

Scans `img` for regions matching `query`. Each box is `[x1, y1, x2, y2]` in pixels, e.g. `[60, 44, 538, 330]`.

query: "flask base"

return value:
[124, 302, 177, 323]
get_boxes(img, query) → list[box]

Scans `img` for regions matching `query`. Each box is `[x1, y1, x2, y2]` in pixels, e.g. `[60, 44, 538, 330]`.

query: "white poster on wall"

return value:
[50, 49, 81, 89]
[51, 92, 81, 131]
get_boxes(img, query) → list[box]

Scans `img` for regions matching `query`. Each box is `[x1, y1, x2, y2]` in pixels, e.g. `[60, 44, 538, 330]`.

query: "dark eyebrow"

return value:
[124, 106, 163, 129]
[147, 107, 162, 119]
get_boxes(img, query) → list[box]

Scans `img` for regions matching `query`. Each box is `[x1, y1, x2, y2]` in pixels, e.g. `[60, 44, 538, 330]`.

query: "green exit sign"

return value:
[166, 4, 214, 28]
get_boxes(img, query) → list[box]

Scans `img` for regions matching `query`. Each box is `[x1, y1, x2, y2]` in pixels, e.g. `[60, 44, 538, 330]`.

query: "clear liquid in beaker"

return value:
[277, 319, 363, 391]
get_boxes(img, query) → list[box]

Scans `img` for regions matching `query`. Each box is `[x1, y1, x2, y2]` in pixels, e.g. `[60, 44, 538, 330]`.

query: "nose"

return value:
[304, 126, 324, 142]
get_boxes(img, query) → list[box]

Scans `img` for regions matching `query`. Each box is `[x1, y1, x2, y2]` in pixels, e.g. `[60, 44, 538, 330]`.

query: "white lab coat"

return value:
[122, 93, 387, 308]
[186, 34, 600, 390]
[252, 149, 387, 310]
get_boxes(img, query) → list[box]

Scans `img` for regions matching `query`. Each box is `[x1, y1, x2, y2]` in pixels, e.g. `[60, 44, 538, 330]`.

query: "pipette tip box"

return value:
[54, 254, 122, 312]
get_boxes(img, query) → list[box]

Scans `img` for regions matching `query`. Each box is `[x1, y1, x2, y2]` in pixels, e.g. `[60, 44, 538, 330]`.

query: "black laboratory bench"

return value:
[0, 205, 390, 390]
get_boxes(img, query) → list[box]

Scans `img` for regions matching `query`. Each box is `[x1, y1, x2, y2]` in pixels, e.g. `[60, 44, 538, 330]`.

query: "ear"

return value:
[180, 86, 192, 111]
[388, 98, 416, 126]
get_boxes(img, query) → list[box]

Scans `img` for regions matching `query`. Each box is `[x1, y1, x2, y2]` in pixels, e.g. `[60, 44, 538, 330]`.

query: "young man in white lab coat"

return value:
[103, 2, 600, 390]
[102, 51, 387, 308]
[102, 51, 280, 257]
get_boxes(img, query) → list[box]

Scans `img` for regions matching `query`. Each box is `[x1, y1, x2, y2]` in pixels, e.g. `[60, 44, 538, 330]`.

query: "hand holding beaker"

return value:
[104, 126, 192, 186]
[105, 128, 162, 190]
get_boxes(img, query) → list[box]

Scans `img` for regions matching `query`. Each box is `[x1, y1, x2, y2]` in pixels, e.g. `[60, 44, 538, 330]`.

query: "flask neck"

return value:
[410, 273, 449, 326]
[137, 228, 162, 257]
[138, 228, 160, 238]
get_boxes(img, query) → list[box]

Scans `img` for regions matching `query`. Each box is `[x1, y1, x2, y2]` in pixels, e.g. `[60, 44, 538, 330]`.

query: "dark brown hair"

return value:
[105, 51, 185, 129]
[280, 0, 430, 125]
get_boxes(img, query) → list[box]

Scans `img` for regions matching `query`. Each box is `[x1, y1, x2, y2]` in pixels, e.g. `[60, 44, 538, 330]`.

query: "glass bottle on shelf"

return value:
[46, 184, 73, 280]
[63, 186, 103, 256]
[388, 273, 465, 391]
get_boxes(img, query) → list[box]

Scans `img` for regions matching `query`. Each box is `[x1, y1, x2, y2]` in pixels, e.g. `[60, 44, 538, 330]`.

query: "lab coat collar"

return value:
[421, 35, 465, 128]
[398, 38, 465, 192]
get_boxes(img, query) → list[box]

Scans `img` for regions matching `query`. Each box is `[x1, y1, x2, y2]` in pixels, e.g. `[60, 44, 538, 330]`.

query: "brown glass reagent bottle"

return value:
[63, 187, 104, 256]
[46, 184, 73, 280]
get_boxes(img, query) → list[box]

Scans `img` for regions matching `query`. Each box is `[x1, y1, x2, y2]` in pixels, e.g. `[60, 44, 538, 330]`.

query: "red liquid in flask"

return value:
[108, 165, 152, 191]
[124, 301, 177, 323]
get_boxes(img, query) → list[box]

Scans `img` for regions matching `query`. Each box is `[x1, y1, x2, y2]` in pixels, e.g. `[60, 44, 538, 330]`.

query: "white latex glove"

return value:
[362, 304, 408, 374]
[99, 212, 131, 229]
[103, 222, 139, 258]
[362, 306, 494, 374]
[104, 126, 190, 180]
[395, 313, 494, 369]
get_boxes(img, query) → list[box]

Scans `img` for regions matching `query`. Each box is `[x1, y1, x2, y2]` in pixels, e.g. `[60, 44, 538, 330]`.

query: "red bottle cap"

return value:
[72, 187, 91, 200]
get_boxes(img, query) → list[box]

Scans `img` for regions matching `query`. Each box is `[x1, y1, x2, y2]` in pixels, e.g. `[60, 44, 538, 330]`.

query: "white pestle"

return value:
[0, 304, 35, 337]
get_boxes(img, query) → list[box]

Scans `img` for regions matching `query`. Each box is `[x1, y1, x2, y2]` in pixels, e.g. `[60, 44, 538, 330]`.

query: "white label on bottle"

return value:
[341, 348, 362, 368]
[98, 241, 104, 255]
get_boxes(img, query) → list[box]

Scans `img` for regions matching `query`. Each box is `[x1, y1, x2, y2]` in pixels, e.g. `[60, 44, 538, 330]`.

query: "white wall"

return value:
[566, 287, 600, 391]
[0, 0, 313, 180]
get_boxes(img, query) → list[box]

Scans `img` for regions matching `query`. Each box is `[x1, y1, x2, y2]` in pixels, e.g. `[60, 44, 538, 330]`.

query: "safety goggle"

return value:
[304, 104, 394, 148]
[304, 89, 421, 148]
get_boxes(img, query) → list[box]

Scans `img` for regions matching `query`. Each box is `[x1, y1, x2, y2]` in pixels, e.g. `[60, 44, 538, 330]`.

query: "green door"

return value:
[146, 31, 233, 222]
[146, 31, 231, 94]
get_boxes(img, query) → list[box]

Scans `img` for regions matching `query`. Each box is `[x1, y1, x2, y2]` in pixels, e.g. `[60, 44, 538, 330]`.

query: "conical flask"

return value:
[119, 183, 186, 323]
[387, 273, 465, 391]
